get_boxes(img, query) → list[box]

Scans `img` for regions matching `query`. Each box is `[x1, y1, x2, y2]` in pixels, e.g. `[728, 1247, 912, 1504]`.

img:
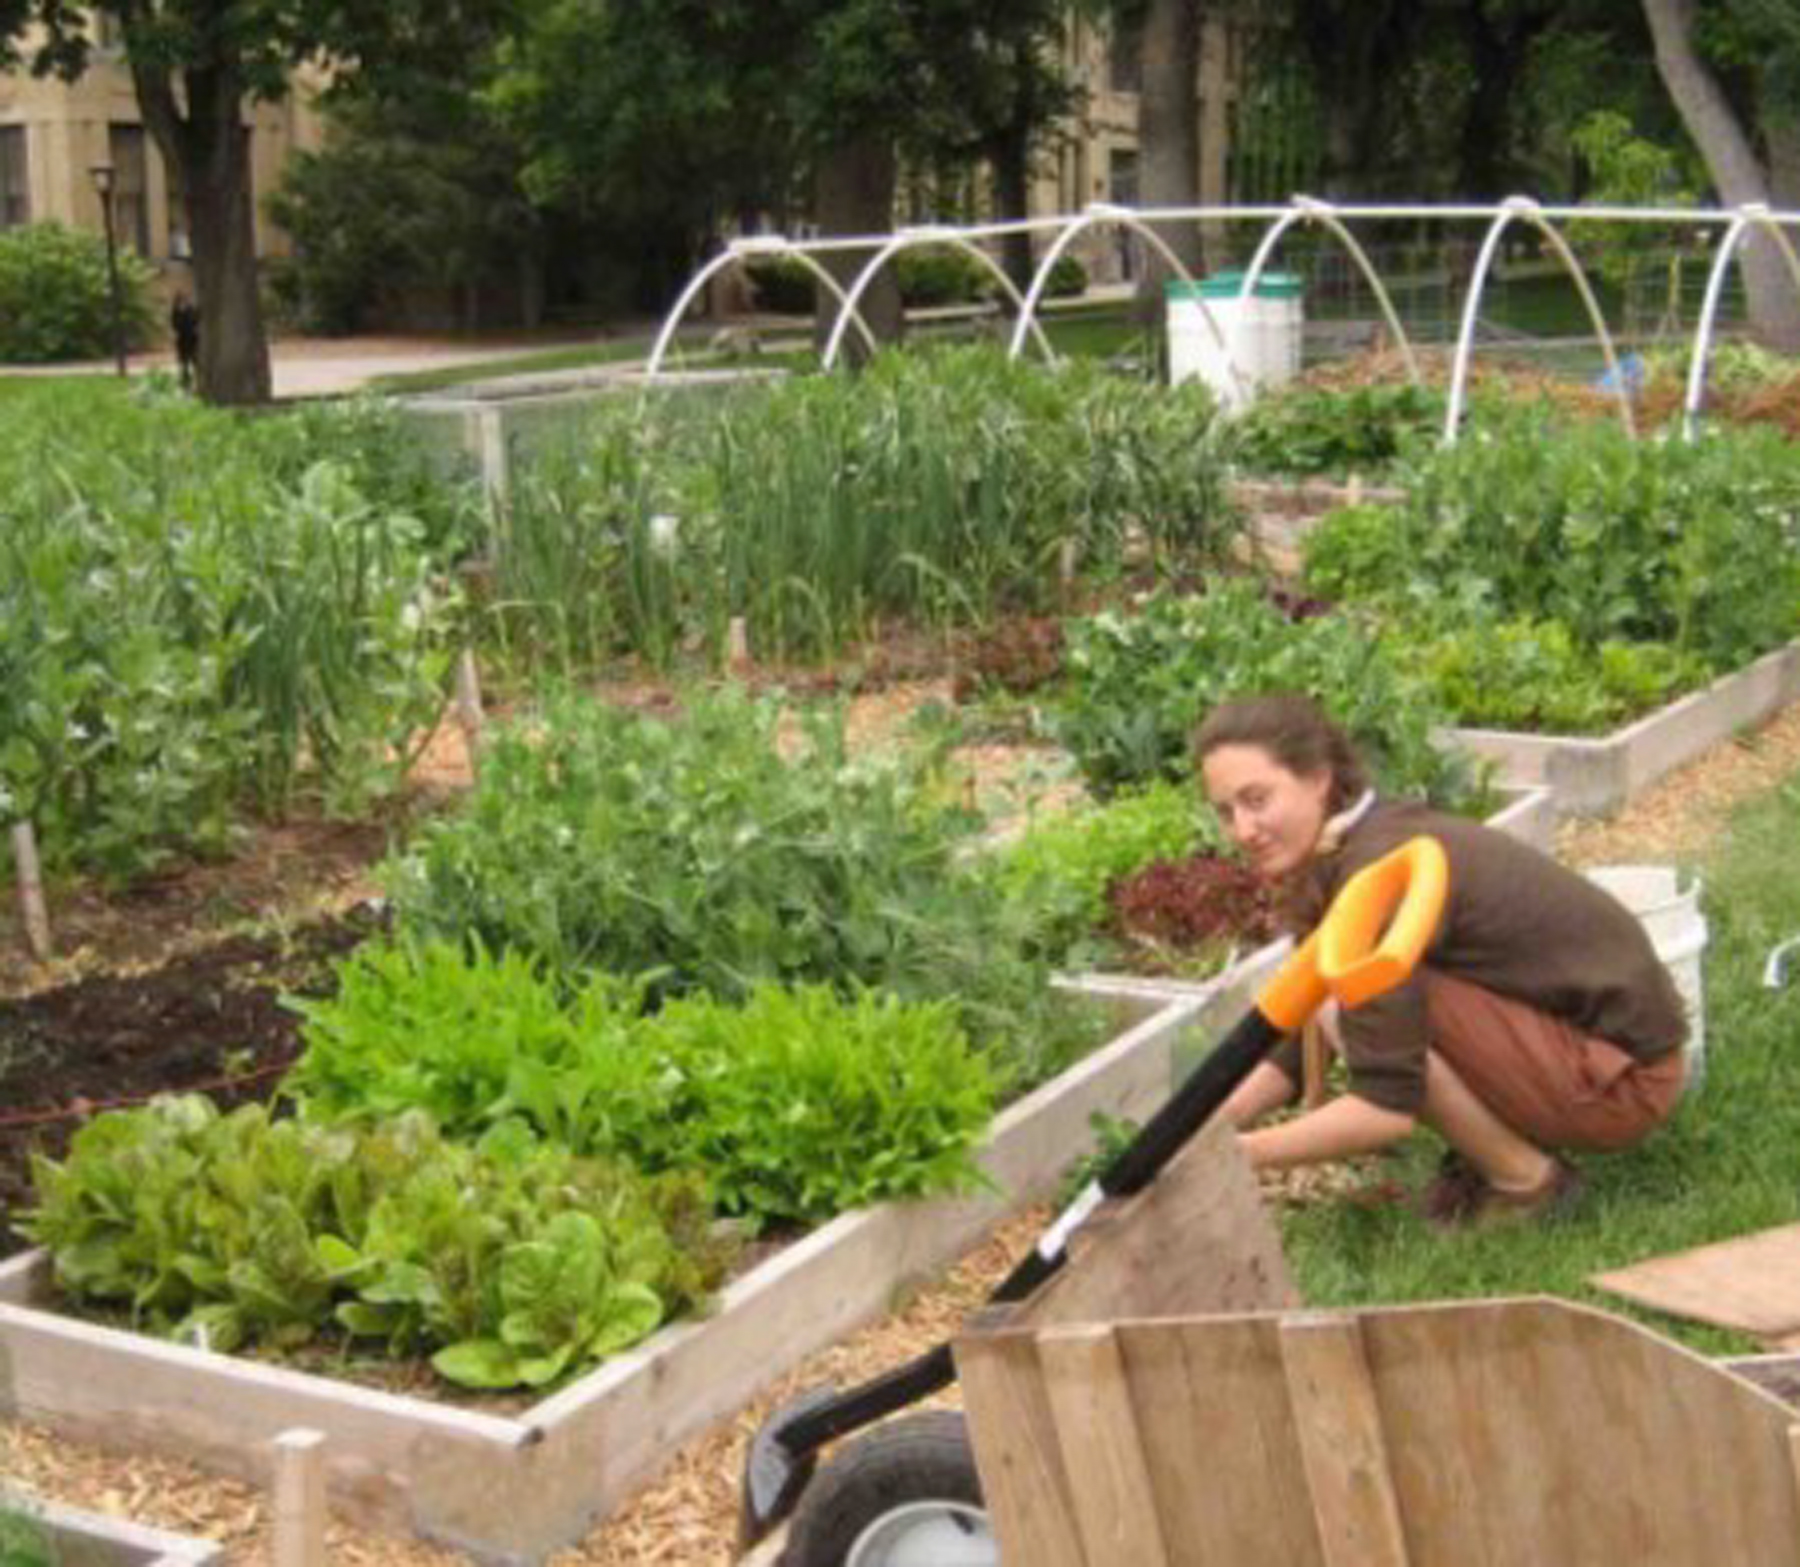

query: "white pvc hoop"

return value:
[644, 240, 881, 378]
[821, 228, 1059, 370]
[1444, 196, 1635, 443]
[647, 201, 1800, 443]
[1239, 196, 1422, 387]
[1007, 205, 1251, 401]
[1684, 204, 1800, 439]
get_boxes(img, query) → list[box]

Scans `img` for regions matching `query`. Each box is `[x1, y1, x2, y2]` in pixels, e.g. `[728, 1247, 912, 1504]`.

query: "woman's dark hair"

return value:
[1193, 694, 1369, 812]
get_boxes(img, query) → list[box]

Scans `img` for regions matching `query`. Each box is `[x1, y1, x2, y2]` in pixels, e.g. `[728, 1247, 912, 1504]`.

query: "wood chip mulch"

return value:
[1556, 701, 1800, 868]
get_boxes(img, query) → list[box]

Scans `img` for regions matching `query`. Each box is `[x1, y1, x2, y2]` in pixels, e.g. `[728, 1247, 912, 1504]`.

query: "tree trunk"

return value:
[132, 57, 273, 404]
[812, 134, 904, 361]
[1642, 0, 1800, 349]
[991, 124, 1035, 290]
[1455, 1, 1552, 200]
[1135, 0, 1206, 321]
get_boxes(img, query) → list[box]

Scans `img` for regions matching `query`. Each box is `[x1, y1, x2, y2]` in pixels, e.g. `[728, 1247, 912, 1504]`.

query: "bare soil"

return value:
[0, 903, 385, 1255]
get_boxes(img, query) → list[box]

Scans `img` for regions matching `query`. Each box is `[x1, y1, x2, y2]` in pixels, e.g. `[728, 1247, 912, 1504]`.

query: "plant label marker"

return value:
[1059, 537, 1079, 603]
[11, 820, 52, 963]
[272, 1428, 327, 1567]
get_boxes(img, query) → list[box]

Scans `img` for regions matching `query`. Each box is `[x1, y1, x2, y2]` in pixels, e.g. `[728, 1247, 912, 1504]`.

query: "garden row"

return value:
[8, 350, 1800, 890]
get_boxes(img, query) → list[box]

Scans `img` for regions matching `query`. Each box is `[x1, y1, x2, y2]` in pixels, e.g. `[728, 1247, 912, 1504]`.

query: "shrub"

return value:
[22, 1097, 728, 1391]
[893, 246, 993, 307]
[1051, 579, 1479, 805]
[286, 941, 997, 1229]
[744, 255, 815, 314]
[0, 222, 158, 363]
[1045, 253, 1088, 299]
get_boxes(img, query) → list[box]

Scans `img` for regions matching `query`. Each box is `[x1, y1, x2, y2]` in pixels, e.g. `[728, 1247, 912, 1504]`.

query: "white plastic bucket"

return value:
[1584, 865, 1708, 1088]
[1167, 274, 1303, 413]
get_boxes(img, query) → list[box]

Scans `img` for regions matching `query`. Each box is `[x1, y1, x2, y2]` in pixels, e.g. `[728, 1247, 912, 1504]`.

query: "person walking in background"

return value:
[1197, 692, 1688, 1227]
[170, 292, 200, 391]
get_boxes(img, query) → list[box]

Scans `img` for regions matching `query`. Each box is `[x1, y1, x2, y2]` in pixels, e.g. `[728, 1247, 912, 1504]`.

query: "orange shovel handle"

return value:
[1256, 835, 1449, 1035]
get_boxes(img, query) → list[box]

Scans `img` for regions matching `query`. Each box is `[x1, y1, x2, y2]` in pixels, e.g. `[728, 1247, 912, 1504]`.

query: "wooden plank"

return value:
[1038, 1326, 1172, 1567]
[1591, 1224, 1800, 1339]
[1279, 1313, 1412, 1567]
[1120, 1317, 1323, 1567]
[1016, 1116, 1295, 1331]
[1791, 1426, 1800, 1533]
[955, 1328, 1088, 1567]
[1363, 1297, 1800, 1566]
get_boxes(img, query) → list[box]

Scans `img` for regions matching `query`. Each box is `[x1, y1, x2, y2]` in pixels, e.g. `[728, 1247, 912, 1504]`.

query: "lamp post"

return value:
[87, 162, 128, 377]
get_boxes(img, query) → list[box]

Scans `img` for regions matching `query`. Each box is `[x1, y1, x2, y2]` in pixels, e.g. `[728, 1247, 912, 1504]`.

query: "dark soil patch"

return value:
[0, 904, 385, 1257]
[0, 814, 399, 998]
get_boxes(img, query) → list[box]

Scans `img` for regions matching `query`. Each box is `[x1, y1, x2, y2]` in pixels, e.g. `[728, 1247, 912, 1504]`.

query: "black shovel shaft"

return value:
[770, 1004, 1284, 1455]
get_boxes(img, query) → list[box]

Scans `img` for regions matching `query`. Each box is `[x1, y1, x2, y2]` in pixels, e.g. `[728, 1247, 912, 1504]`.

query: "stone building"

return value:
[0, 22, 322, 277]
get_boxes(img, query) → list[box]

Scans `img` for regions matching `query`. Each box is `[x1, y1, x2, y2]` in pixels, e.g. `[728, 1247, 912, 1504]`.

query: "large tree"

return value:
[0, 2, 513, 402]
[491, 0, 1081, 350]
[1641, 0, 1800, 347]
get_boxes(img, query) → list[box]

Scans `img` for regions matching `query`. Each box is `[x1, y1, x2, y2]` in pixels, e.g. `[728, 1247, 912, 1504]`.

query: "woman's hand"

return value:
[1237, 1093, 1414, 1170]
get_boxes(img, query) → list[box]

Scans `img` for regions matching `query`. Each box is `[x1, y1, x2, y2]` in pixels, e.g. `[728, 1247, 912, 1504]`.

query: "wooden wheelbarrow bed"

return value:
[952, 1127, 1800, 1566]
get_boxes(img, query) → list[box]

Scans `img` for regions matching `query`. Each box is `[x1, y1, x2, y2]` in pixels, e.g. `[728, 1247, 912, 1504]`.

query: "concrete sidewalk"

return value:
[4, 329, 630, 399]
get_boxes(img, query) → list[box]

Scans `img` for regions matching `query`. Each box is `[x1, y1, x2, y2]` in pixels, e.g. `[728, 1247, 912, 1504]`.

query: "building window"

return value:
[1107, 19, 1142, 95]
[0, 126, 28, 229]
[108, 124, 151, 255]
[1108, 146, 1139, 206]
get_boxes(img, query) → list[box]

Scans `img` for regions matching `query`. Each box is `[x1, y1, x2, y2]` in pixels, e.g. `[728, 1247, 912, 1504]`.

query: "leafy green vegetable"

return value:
[0, 383, 471, 879]
[21, 1098, 726, 1391]
[1050, 579, 1481, 806]
[1225, 382, 1444, 478]
[380, 687, 1090, 1086]
[289, 941, 997, 1230]
[993, 780, 1216, 961]
[1386, 615, 1709, 733]
[1304, 415, 1800, 672]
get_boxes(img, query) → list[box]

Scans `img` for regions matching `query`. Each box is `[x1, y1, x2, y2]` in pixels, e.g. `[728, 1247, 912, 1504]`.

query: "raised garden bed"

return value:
[1443, 639, 1800, 818]
[0, 989, 1207, 1562]
[0, 1493, 220, 1567]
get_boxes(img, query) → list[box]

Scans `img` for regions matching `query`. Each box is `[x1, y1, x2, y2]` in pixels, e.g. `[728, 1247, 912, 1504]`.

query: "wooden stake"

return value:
[1346, 472, 1364, 507]
[272, 1427, 328, 1567]
[1059, 536, 1080, 603]
[12, 820, 51, 963]
[726, 616, 753, 678]
[453, 648, 487, 777]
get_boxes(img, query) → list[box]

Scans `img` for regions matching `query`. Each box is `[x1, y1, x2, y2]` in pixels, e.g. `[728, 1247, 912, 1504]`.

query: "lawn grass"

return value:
[367, 337, 657, 394]
[1281, 765, 1800, 1354]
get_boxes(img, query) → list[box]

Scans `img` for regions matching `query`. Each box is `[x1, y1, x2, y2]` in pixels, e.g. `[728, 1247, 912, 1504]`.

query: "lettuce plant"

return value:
[22, 1097, 726, 1391]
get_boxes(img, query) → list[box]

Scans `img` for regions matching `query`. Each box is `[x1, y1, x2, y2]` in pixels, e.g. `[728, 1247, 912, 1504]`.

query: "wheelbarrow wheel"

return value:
[780, 1410, 996, 1567]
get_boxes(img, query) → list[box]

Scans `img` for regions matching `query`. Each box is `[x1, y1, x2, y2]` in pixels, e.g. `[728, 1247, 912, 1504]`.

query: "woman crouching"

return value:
[1199, 693, 1687, 1225]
